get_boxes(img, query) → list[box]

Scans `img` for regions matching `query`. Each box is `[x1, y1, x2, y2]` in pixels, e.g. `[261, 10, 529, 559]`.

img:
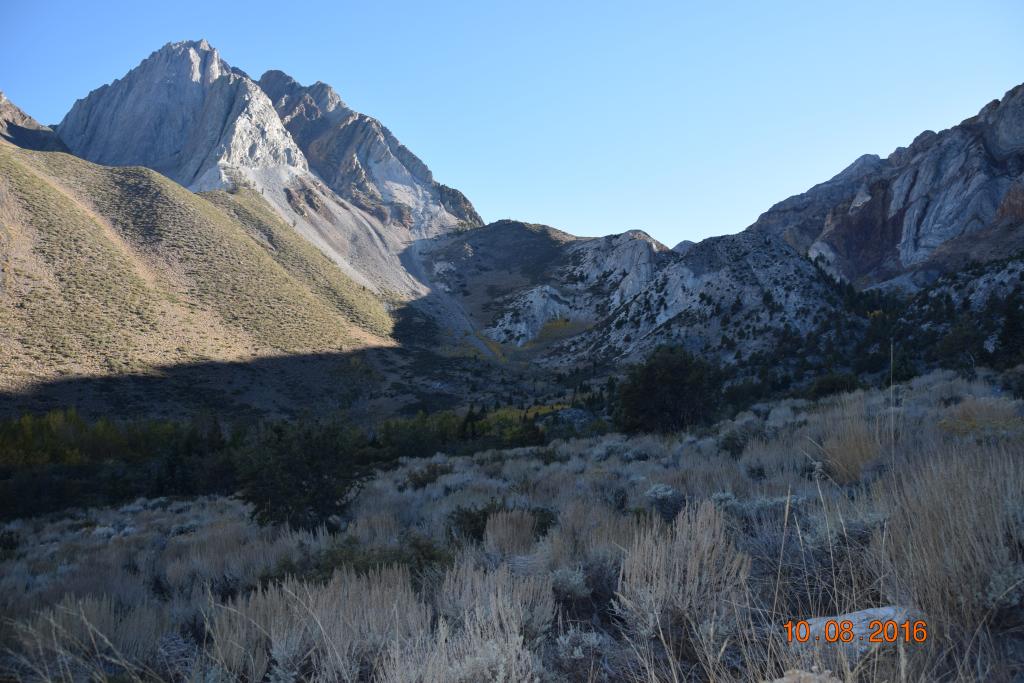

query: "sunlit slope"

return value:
[203, 188, 393, 336]
[0, 141, 393, 390]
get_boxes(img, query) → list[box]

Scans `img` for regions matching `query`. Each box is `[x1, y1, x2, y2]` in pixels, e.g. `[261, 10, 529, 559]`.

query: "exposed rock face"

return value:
[429, 222, 837, 366]
[540, 229, 837, 365]
[56, 40, 307, 191]
[258, 70, 482, 236]
[0, 92, 67, 152]
[51, 40, 485, 310]
[750, 153, 888, 256]
[49, 40, 479, 305]
[672, 240, 695, 255]
[750, 85, 1024, 288]
[428, 82, 1024, 365]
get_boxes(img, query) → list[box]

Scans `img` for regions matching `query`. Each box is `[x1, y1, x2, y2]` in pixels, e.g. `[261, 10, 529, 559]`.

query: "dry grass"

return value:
[377, 616, 542, 683]
[616, 501, 751, 678]
[0, 142, 393, 394]
[939, 395, 1024, 436]
[484, 509, 537, 557]
[814, 393, 885, 484]
[873, 442, 1024, 636]
[438, 557, 555, 642]
[207, 565, 429, 681]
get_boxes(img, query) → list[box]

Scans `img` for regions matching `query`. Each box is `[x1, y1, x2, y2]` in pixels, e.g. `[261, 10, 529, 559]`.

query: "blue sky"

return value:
[2, 0, 1022, 246]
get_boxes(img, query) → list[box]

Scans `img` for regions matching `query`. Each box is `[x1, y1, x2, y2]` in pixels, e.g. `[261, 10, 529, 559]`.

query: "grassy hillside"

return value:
[0, 141, 394, 394]
[204, 188, 393, 336]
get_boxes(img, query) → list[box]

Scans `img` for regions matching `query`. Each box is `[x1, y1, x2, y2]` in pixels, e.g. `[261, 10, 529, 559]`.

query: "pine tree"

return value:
[996, 287, 1024, 368]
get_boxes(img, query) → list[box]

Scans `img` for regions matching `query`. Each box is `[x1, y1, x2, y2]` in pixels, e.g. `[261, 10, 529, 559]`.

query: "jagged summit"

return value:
[257, 69, 482, 235]
[49, 40, 481, 299]
[259, 70, 349, 122]
[56, 39, 306, 192]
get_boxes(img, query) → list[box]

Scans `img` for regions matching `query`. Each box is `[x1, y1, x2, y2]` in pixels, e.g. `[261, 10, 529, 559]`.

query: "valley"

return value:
[0, 35, 1023, 683]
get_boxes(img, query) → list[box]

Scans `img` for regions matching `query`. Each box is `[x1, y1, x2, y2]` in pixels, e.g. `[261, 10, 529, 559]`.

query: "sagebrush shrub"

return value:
[616, 501, 750, 669]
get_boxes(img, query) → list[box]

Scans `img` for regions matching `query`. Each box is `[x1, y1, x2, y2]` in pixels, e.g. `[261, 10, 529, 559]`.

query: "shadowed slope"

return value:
[0, 91, 67, 152]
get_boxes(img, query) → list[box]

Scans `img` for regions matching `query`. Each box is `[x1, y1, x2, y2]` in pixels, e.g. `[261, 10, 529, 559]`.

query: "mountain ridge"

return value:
[258, 70, 482, 235]
[0, 91, 67, 152]
[49, 40, 483, 308]
[2, 43, 1023, 415]
[749, 83, 1024, 288]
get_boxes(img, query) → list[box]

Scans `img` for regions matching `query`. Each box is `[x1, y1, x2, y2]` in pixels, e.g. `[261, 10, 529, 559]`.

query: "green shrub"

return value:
[614, 346, 725, 433]
[806, 372, 860, 399]
[233, 421, 386, 529]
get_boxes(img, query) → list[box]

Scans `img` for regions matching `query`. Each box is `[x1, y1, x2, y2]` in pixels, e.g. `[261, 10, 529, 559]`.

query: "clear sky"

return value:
[2, 0, 1022, 246]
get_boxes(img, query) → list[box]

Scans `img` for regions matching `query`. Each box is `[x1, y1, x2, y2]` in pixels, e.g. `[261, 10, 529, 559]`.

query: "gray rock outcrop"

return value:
[56, 40, 307, 192]
[0, 91, 67, 152]
[257, 70, 481, 236]
[750, 85, 1024, 288]
[672, 240, 695, 255]
[427, 220, 837, 367]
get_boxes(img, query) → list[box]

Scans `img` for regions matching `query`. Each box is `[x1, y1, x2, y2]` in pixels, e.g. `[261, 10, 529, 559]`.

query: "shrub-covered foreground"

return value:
[1, 370, 1023, 681]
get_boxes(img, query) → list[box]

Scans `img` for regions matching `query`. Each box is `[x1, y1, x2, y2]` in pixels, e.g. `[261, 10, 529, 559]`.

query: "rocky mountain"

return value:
[51, 40, 481, 305]
[2, 39, 1023, 417]
[749, 84, 1024, 289]
[258, 70, 481, 236]
[0, 81, 521, 417]
[0, 92, 66, 152]
[420, 81, 1024, 369]
[57, 40, 306, 193]
[425, 221, 840, 367]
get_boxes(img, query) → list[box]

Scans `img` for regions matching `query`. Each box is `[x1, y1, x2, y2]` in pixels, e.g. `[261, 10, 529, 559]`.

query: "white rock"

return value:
[58, 40, 307, 192]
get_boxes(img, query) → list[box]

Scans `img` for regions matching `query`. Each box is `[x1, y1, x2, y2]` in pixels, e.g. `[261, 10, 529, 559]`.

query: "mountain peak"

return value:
[57, 41, 306, 191]
[169, 38, 212, 50]
[672, 240, 695, 255]
[257, 71, 481, 234]
[144, 38, 237, 84]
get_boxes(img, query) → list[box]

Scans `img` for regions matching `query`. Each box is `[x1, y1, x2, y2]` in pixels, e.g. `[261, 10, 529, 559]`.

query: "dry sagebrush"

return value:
[2, 369, 1023, 681]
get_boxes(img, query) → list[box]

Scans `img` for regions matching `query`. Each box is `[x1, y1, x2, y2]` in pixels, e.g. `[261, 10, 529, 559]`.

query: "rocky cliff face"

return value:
[57, 40, 307, 192]
[0, 92, 67, 152]
[426, 221, 838, 367]
[257, 70, 481, 236]
[750, 85, 1024, 288]
[424, 81, 1024, 368]
[50, 40, 483, 304]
